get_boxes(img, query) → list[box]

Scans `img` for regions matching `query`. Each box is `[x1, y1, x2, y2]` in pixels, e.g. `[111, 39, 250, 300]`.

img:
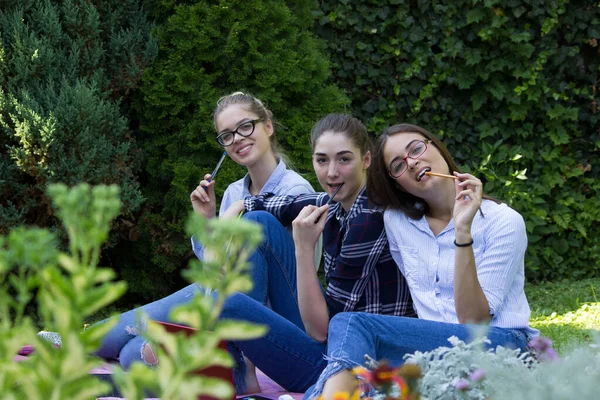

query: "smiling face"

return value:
[215, 103, 274, 167]
[312, 131, 371, 210]
[382, 132, 451, 195]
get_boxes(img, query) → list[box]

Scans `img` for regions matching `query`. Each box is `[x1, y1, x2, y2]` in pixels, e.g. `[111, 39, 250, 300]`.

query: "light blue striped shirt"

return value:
[384, 200, 538, 336]
[191, 159, 316, 260]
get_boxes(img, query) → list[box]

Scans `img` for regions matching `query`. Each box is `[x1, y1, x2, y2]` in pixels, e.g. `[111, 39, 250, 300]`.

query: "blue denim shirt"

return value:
[191, 159, 315, 260]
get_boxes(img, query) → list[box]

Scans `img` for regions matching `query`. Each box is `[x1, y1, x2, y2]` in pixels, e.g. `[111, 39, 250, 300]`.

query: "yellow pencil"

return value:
[425, 171, 459, 180]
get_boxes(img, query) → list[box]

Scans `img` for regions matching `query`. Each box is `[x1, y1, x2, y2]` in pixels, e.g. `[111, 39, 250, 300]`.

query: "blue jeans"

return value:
[95, 211, 310, 391]
[304, 312, 532, 399]
[222, 293, 327, 392]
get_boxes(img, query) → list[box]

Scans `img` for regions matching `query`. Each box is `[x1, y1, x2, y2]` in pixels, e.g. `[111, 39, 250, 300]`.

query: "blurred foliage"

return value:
[314, 0, 600, 280]
[0, 183, 265, 399]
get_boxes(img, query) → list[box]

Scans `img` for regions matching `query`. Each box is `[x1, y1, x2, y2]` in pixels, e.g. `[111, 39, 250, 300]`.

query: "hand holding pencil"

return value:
[190, 152, 229, 219]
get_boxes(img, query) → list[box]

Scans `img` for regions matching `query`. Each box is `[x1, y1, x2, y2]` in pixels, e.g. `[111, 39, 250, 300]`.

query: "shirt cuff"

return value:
[190, 235, 204, 261]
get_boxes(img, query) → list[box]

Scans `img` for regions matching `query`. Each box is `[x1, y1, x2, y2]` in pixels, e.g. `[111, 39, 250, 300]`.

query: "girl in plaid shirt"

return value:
[220, 114, 414, 394]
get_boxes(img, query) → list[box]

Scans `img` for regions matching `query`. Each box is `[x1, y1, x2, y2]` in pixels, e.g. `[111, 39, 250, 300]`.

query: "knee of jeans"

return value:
[242, 210, 275, 224]
[119, 337, 158, 370]
[221, 293, 248, 317]
[141, 342, 158, 366]
[329, 312, 355, 329]
[242, 210, 284, 238]
[123, 313, 149, 336]
[329, 312, 368, 345]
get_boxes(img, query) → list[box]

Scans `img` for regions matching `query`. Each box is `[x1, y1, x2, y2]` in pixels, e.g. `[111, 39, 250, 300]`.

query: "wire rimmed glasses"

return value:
[216, 118, 263, 147]
[388, 140, 431, 178]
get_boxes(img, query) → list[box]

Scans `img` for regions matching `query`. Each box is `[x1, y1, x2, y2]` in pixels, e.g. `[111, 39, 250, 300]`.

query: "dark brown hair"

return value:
[368, 124, 495, 219]
[310, 113, 371, 157]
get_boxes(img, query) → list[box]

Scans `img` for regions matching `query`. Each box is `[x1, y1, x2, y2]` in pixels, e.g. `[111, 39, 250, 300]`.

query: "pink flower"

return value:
[529, 336, 553, 352]
[470, 368, 486, 382]
[529, 336, 559, 362]
[455, 379, 470, 391]
[539, 347, 559, 362]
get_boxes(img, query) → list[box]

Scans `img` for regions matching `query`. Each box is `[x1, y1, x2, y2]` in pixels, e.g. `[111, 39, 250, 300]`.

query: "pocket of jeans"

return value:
[398, 246, 421, 291]
[512, 329, 530, 351]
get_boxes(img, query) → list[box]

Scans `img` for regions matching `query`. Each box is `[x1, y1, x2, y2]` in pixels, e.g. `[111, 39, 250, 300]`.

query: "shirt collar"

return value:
[335, 186, 367, 222]
[408, 212, 455, 238]
[242, 159, 288, 197]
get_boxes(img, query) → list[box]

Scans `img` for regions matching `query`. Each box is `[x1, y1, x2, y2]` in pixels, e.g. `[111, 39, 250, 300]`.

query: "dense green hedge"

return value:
[314, 0, 600, 280]
[0, 1, 156, 244]
[3, 0, 597, 301]
[117, 0, 348, 298]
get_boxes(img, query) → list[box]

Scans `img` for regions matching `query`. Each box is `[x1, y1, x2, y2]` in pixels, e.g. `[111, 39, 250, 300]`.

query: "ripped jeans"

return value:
[95, 211, 316, 392]
[304, 312, 534, 399]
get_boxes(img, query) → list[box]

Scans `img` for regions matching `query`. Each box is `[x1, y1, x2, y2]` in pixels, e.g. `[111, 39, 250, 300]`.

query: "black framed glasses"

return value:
[216, 118, 263, 147]
[388, 140, 431, 178]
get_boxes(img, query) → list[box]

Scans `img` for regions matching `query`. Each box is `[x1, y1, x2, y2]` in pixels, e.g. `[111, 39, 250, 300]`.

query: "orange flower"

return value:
[372, 361, 395, 384]
[333, 392, 350, 400]
[394, 375, 409, 398]
[352, 366, 372, 379]
[331, 391, 360, 400]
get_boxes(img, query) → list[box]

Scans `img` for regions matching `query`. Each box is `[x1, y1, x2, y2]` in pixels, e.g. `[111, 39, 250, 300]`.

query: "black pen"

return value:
[203, 151, 227, 191]
[327, 183, 344, 205]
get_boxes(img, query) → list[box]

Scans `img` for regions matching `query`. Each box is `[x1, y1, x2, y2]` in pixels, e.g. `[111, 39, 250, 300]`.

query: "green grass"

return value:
[526, 278, 600, 353]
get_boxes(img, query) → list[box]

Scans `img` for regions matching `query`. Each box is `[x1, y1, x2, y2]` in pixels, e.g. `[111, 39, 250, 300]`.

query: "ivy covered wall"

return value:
[314, 0, 600, 280]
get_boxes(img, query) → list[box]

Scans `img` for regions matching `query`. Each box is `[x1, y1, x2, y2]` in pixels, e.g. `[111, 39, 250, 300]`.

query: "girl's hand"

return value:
[292, 204, 329, 251]
[222, 200, 245, 219]
[190, 173, 217, 219]
[453, 172, 483, 231]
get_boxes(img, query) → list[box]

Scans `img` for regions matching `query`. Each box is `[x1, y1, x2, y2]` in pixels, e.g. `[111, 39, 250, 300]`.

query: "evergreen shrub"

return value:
[0, 1, 157, 244]
[314, 0, 600, 280]
[128, 0, 348, 298]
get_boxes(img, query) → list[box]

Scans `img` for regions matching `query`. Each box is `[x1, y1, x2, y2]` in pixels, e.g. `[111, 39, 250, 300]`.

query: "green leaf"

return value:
[471, 91, 487, 111]
[487, 81, 507, 100]
[548, 126, 570, 145]
[466, 8, 487, 24]
[215, 320, 268, 340]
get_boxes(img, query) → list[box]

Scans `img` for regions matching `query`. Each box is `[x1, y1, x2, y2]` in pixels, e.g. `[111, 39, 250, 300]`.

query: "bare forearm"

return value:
[454, 231, 490, 323]
[295, 249, 329, 342]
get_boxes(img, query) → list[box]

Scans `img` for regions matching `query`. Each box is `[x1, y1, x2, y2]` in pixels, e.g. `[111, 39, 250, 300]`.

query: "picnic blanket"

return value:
[93, 366, 304, 400]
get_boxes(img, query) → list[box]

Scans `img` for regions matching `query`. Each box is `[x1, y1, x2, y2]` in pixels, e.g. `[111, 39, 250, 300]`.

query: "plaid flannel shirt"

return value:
[244, 187, 415, 319]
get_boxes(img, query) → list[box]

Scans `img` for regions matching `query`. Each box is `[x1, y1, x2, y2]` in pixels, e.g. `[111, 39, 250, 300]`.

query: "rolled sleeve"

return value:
[477, 208, 528, 317]
[191, 234, 204, 261]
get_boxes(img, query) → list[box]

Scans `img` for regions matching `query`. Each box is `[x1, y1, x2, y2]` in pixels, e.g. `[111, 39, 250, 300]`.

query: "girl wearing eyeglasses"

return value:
[306, 124, 539, 399]
[190, 91, 315, 228]
[93, 92, 317, 388]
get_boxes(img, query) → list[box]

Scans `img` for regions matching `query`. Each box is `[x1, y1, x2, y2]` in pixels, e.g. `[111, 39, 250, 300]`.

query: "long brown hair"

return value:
[368, 124, 495, 219]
